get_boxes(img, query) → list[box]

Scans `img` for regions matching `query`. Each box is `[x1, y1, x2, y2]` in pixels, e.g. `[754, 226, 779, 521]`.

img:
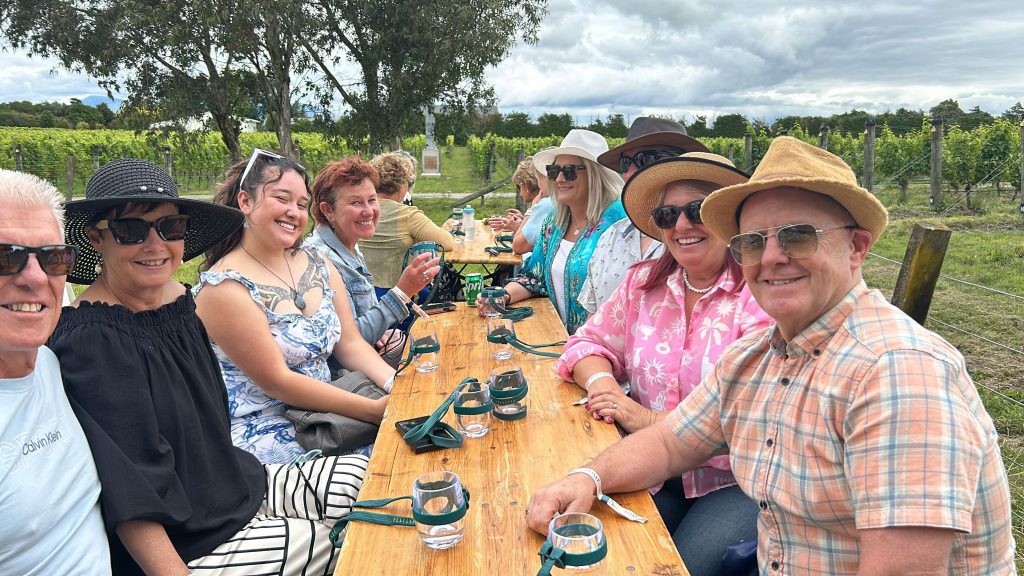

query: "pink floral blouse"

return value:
[557, 263, 773, 498]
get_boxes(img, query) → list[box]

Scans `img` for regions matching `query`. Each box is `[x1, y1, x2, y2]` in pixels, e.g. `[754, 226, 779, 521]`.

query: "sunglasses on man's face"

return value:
[0, 243, 79, 276]
[651, 200, 703, 229]
[545, 164, 587, 181]
[618, 149, 681, 174]
[728, 223, 857, 266]
[95, 214, 191, 245]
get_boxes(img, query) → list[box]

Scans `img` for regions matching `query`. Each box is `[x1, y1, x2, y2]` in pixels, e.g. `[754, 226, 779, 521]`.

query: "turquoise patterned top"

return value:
[194, 251, 341, 464]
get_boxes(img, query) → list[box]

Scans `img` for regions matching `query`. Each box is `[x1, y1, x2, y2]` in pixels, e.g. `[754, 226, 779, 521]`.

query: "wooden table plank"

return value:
[444, 218, 523, 267]
[335, 301, 688, 576]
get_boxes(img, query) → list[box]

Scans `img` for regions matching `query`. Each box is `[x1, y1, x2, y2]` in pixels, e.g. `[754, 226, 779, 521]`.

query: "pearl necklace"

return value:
[681, 269, 714, 294]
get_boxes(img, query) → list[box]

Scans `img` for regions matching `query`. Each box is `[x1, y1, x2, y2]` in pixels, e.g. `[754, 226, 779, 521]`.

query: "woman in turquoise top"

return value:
[487, 130, 624, 334]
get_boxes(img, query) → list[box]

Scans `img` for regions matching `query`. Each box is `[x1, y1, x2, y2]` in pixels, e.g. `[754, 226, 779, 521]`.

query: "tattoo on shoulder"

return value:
[297, 253, 326, 293]
[254, 282, 293, 311]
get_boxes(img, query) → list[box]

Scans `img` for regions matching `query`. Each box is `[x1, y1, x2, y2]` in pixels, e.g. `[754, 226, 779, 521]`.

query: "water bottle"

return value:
[463, 205, 476, 241]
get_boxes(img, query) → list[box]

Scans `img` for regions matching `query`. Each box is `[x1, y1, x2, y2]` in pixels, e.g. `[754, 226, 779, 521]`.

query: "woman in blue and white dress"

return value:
[195, 150, 396, 464]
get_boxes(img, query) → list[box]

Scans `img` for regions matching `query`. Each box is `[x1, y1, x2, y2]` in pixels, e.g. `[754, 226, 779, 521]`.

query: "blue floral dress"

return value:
[195, 252, 369, 464]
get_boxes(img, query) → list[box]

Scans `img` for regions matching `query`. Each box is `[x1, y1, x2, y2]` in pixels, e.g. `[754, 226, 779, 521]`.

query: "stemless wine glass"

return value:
[548, 512, 606, 571]
[478, 286, 508, 319]
[486, 317, 514, 360]
[490, 367, 527, 420]
[412, 330, 441, 373]
[454, 381, 492, 438]
[408, 241, 439, 261]
[412, 471, 467, 550]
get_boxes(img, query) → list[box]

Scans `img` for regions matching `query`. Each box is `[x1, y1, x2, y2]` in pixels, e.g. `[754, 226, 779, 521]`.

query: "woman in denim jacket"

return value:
[304, 157, 439, 352]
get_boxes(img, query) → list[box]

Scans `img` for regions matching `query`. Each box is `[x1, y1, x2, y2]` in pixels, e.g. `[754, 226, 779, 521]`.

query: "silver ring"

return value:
[422, 272, 430, 281]
[612, 403, 618, 409]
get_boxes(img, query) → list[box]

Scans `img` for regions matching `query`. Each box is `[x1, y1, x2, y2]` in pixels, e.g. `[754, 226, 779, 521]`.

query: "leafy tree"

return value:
[537, 113, 572, 137]
[586, 117, 607, 135]
[502, 112, 535, 138]
[95, 103, 115, 127]
[711, 113, 749, 137]
[300, 0, 547, 152]
[687, 115, 710, 137]
[876, 108, 926, 135]
[1001, 102, 1024, 123]
[67, 98, 103, 128]
[831, 109, 873, 135]
[604, 114, 628, 138]
[962, 106, 994, 130]
[0, 0, 258, 160]
[930, 99, 965, 128]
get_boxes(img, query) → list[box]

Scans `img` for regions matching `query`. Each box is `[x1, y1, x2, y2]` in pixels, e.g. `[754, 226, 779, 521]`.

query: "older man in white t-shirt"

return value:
[0, 169, 111, 575]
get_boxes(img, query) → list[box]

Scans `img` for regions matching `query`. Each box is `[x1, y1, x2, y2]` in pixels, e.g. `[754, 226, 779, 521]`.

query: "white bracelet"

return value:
[567, 467, 647, 524]
[568, 467, 602, 496]
[584, 371, 615, 391]
[390, 286, 411, 304]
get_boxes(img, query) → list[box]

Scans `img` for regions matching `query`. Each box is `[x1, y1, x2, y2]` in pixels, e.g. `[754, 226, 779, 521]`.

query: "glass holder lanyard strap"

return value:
[401, 379, 480, 449]
[481, 287, 534, 322]
[486, 326, 564, 358]
[328, 486, 472, 548]
[536, 524, 608, 576]
[485, 233, 515, 256]
[488, 370, 529, 421]
[394, 333, 441, 376]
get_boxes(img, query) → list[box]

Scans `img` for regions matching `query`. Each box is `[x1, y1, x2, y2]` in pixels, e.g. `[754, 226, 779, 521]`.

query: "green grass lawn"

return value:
[75, 151, 1024, 568]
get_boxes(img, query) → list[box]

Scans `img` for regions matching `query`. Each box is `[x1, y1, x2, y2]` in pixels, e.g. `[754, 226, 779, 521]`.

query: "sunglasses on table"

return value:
[0, 243, 79, 276]
[545, 164, 587, 181]
[239, 148, 306, 193]
[651, 200, 703, 229]
[95, 214, 191, 245]
[729, 224, 857, 266]
[618, 148, 682, 174]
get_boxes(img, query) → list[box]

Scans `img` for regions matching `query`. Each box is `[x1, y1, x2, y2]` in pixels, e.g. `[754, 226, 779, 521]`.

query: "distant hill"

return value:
[81, 95, 122, 111]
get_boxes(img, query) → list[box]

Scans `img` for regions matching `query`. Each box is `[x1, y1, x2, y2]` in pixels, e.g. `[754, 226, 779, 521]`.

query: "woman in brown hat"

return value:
[555, 152, 772, 576]
[50, 158, 367, 575]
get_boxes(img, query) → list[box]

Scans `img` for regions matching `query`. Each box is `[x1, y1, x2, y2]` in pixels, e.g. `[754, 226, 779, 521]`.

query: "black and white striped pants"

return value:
[188, 454, 368, 575]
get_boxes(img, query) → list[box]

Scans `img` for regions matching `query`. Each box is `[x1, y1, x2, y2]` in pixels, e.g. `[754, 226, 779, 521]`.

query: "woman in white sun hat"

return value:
[485, 129, 624, 334]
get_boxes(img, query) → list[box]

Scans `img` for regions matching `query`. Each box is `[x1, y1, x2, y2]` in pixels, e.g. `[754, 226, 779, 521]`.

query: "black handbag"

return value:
[285, 369, 387, 455]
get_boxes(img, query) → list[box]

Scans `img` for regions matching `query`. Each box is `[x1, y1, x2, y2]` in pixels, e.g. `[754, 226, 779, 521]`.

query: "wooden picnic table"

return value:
[334, 300, 688, 575]
[443, 217, 523, 267]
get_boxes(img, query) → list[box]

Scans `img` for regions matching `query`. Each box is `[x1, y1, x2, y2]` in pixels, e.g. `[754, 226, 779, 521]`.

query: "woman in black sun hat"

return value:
[49, 158, 367, 576]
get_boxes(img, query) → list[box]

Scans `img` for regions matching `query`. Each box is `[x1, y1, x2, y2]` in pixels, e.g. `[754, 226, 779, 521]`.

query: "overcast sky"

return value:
[2, 0, 1023, 124]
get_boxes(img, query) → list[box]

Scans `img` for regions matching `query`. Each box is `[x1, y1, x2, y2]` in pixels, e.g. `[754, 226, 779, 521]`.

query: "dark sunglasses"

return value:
[651, 200, 703, 229]
[95, 214, 191, 245]
[0, 243, 79, 276]
[545, 164, 587, 181]
[729, 224, 857, 266]
[618, 149, 681, 174]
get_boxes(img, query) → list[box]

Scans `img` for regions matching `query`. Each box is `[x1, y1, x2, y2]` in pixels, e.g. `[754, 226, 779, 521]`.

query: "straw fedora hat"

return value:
[532, 129, 610, 173]
[597, 117, 708, 171]
[622, 152, 749, 240]
[701, 136, 888, 243]
[64, 158, 243, 284]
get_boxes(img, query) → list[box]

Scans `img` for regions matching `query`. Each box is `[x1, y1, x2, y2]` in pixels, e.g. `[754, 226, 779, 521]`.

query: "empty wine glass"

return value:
[412, 471, 467, 549]
[412, 330, 440, 373]
[548, 512, 606, 570]
[486, 317, 514, 360]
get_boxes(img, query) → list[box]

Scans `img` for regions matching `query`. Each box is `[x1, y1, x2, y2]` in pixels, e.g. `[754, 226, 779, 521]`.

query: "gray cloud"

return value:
[3, 0, 1023, 125]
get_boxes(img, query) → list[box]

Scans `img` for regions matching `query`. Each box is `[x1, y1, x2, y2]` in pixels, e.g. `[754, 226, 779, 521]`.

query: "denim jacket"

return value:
[303, 224, 409, 344]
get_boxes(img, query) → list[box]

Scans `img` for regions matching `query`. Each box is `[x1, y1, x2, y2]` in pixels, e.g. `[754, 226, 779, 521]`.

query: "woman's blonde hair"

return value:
[512, 158, 540, 201]
[369, 152, 414, 198]
[548, 157, 622, 230]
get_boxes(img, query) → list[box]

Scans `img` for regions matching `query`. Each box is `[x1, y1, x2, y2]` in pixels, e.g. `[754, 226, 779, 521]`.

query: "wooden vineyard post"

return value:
[891, 222, 952, 325]
[743, 132, 752, 171]
[91, 145, 101, 171]
[65, 155, 75, 201]
[818, 124, 830, 150]
[1019, 120, 1023, 216]
[863, 119, 876, 192]
[15, 144, 23, 171]
[930, 118, 943, 207]
[163, 146, 172, 178]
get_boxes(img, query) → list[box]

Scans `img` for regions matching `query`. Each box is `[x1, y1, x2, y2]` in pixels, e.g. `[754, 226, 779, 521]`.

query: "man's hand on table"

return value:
[525, 474, 597, 534]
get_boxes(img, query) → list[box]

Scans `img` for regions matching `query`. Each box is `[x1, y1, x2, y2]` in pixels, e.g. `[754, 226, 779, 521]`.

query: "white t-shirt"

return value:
[550, 239, 575, 321]
[0, 347, 110, 575]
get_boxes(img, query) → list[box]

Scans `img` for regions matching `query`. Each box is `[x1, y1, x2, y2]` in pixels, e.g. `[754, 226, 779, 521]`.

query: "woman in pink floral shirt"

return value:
[556, 152, 772, 576]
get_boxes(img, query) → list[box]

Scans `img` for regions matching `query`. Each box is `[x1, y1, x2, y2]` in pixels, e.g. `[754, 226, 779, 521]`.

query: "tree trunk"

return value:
[265, 13, 294, 158]
[209, 110, 242, 162]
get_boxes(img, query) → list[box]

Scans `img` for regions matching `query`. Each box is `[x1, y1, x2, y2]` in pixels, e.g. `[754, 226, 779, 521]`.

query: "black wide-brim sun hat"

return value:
[63, 158, 244, 284]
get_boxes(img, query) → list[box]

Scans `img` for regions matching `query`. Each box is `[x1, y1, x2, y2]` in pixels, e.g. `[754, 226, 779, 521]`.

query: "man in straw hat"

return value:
[527, 137, 1015, 574]
[579, 117, 708, 314]
[0, 169, 111, 573]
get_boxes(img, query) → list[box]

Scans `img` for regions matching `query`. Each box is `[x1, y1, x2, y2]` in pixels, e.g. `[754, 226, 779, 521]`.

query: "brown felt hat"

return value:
[597, 117, 709, 171]
[622, 152, 749, 240]
[701, 136, 888, 243]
